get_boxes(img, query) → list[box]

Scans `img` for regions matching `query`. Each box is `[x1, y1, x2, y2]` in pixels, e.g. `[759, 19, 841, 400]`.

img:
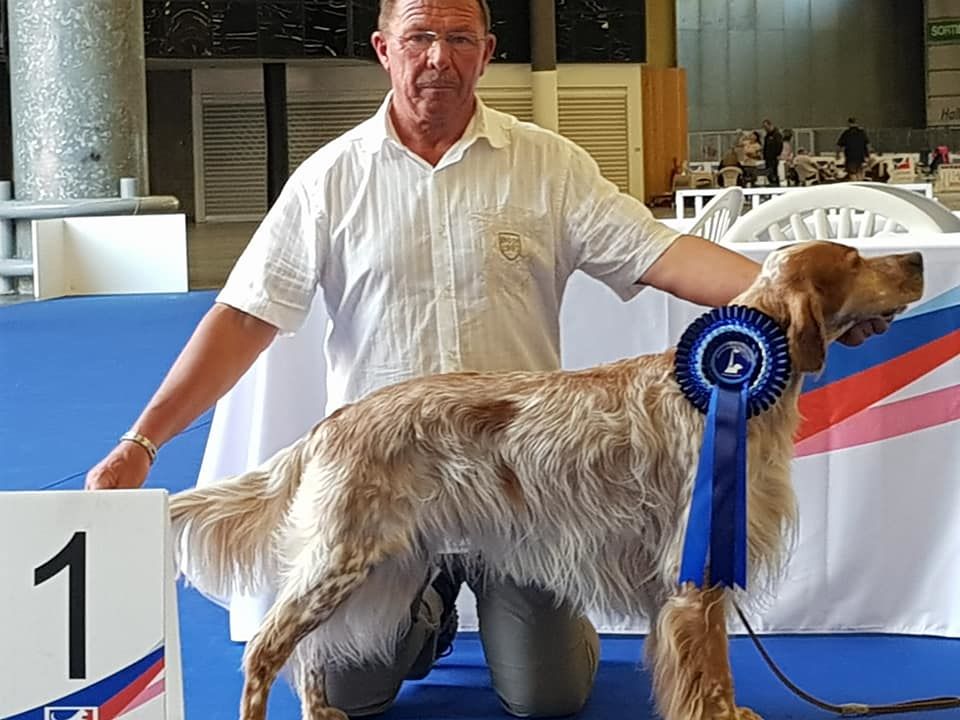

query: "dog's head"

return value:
[746, 240, 924, 374]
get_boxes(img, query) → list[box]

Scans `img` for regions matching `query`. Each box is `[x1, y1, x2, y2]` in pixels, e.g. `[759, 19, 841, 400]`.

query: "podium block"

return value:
[0, 490, 184, 720]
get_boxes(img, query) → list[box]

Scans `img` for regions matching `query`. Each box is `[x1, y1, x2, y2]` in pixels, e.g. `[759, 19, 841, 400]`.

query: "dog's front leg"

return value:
[649, 585, 761, 720]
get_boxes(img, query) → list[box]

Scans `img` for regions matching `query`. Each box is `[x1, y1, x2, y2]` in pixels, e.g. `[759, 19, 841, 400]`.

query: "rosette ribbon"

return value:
[674, 305, 791, 589]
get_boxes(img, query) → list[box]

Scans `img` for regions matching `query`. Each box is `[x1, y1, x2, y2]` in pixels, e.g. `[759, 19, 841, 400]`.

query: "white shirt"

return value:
[217, 93, 680, 413]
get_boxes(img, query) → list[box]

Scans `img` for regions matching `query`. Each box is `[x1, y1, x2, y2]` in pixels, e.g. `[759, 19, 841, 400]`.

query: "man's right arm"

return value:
[85, 303, 278, 490]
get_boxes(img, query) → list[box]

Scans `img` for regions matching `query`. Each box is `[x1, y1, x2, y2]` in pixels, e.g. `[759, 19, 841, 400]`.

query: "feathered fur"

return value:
[170, 241, 924, 720]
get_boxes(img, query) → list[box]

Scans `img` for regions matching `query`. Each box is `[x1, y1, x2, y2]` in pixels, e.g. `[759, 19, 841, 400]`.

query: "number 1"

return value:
[35, 531, 86, 679]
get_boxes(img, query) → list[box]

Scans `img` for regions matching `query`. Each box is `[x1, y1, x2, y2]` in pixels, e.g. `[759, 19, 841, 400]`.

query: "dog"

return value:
[171, 240, 924, 720]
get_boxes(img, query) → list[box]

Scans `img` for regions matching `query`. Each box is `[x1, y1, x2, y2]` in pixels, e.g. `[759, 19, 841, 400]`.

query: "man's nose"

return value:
[426, 37, 453, 66]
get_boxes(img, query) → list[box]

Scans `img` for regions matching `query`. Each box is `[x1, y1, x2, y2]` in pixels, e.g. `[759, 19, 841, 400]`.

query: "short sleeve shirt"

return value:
[217, 93, 680, 411]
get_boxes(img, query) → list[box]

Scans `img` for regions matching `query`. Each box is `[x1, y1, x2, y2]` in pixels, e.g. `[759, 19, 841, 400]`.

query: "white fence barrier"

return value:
[675, 183, 935, 220]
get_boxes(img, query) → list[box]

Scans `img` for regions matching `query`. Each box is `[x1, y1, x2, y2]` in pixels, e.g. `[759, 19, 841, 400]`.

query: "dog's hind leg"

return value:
[649, 585, 761, 720]
[291, 656, 337, 720]
[239, 544, 381, 720]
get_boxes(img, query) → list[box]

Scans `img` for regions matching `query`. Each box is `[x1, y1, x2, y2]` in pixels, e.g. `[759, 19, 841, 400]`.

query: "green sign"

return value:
[929, 18, 960, 43]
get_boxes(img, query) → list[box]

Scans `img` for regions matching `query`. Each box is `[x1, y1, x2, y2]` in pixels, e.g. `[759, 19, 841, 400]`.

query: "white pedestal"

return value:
[0, 490, 184, 720]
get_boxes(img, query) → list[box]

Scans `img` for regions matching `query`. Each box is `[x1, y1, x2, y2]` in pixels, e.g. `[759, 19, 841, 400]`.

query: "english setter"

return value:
[171, 240, 924, 720]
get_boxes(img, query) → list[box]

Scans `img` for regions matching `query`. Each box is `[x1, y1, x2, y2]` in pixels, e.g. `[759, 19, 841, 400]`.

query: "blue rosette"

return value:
[674, 305, 791, 589]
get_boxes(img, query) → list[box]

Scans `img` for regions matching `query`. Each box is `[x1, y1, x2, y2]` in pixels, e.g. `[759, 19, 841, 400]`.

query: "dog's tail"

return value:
[170, 436, 311, 601]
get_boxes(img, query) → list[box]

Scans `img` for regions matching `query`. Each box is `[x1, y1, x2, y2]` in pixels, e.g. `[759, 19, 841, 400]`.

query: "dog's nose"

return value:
[907, 252, 923, 270]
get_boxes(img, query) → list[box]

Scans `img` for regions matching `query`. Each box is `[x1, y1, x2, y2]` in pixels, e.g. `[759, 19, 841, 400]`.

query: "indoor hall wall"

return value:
[678, 0, 925, 132]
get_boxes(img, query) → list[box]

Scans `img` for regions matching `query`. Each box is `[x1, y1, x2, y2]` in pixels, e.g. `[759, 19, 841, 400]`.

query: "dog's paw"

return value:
[735, 706, 763, 720]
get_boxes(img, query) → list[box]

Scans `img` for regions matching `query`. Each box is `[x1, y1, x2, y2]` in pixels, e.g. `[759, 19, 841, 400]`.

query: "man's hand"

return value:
[85, 443, 152, 490]
[838, 316, 890, 347]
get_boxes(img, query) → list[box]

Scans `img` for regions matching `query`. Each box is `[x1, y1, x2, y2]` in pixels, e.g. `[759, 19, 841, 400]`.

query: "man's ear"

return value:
[371, 30, 390, 71]
[787, 290, 827, 374]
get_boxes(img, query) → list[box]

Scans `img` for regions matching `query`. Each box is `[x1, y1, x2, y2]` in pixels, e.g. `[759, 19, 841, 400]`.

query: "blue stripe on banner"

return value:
[900, 286, 960, 320]
[2, 647, 164, 720]
[803, 304, 960, 392]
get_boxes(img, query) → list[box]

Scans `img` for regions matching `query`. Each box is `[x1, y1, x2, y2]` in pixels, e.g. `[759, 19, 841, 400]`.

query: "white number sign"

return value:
[0, 490, 183, 720]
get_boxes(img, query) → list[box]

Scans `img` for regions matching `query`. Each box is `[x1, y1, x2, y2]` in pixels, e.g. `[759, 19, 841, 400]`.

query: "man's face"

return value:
[372, 0, 496, 124]
[762, 120, 772, 132]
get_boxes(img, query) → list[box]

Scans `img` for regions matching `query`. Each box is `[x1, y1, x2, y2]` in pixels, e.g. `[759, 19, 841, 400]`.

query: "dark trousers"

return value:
[765, 162, 780, 186]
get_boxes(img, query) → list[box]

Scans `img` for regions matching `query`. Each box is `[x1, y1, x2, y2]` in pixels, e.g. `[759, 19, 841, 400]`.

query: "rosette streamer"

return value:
[675, 306, 791, 589]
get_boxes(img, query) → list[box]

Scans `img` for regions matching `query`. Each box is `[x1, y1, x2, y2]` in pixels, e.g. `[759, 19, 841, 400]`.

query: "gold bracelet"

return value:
[119, 431, 159, 465]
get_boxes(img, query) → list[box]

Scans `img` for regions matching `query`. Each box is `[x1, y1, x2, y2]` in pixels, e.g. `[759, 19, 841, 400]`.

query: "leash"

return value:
[732, 600, 960, 716]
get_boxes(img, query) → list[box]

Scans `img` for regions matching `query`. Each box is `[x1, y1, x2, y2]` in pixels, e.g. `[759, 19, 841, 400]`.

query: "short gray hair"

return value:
[378, 0, 492, 33]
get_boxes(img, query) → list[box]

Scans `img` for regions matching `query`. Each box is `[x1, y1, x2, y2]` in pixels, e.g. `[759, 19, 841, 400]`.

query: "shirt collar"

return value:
[359, 90, 511, 154]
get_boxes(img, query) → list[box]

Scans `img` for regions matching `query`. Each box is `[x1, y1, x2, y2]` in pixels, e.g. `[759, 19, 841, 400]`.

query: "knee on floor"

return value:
[497, 681, 593, 718]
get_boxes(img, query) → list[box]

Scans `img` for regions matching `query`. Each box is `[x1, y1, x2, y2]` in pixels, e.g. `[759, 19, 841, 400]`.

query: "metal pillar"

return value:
[263, 63, 289, 207]
[7, 0, 149, 202]
[0, 181, 14, 293]
[530, 0, 559, 133]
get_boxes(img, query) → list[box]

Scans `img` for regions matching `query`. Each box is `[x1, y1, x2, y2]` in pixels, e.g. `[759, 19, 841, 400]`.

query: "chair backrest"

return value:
[718, 167, 742, 186]
[688, 186, 744, 242]
[935, 164, 960, 193]
[721, 182, 960, 243]
[889, 155, 918, 183]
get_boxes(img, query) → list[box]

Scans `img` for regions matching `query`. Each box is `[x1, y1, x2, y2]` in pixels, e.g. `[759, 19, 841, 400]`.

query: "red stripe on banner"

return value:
[796, 329, 960, 442]
[99, 657, 165, 720]
[796, 383, 960, 456]
[115, 677, 166, 718]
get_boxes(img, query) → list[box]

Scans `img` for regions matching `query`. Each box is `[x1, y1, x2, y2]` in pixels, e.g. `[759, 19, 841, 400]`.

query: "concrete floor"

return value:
[0, 220, 255, 305]
[0, 199, 679, 304]
[184, 206, 679, 290]
[186, 221, 259, 290]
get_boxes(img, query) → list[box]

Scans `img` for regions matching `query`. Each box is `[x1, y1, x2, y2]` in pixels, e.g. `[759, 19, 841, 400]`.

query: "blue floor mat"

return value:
[4, 292, 960, 719]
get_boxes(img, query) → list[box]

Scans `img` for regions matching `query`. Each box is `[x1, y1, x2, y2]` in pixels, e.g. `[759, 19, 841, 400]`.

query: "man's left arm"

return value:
[638, 234, 759, 307]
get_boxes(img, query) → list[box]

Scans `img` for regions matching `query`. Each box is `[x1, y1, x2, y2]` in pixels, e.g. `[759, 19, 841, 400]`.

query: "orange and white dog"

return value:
[171, 240, 923, 720]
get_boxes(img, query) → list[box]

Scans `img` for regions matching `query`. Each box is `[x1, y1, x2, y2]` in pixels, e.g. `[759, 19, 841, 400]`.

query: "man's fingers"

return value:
[870, 317, 891, 335]
[838, 317, 891, 347]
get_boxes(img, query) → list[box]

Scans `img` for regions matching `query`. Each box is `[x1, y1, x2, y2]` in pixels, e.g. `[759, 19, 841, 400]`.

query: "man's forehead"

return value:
[392, 0, 484, 24]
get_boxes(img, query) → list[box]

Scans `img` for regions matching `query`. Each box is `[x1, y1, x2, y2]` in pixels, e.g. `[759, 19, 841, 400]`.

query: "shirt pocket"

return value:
[468, 204, 554, 302]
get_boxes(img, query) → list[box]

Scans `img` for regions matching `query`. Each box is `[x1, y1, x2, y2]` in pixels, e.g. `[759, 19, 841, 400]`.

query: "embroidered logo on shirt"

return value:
[497, 232, 522, 261]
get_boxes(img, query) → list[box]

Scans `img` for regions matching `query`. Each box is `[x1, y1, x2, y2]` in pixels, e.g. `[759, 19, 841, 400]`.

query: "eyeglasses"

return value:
[393, 30, 485, 55]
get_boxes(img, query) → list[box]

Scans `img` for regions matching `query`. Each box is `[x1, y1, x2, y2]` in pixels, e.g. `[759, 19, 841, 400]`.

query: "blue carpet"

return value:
[4, 292, 960, 719]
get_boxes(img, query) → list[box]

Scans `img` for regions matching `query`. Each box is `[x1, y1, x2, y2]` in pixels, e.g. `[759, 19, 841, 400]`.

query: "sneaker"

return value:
[432, 555, 466, 659]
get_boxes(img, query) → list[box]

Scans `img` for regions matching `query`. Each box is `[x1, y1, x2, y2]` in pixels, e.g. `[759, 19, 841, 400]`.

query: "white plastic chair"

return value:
[688, 186, 744, 242]
[717, 166, 743, 188]
[888, 155, 919, 184]
[721, 182, 960, 243]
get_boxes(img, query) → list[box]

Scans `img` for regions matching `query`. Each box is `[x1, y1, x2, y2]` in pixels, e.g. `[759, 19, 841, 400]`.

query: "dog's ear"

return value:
[786, 290, 827, 374]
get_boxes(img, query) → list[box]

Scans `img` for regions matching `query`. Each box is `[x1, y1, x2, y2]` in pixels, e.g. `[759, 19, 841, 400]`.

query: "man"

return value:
[837, 116, 871, 181]
[793, 148, 822, 186]
[761, 118, 784, 186]
[86, 0, 887, 716]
